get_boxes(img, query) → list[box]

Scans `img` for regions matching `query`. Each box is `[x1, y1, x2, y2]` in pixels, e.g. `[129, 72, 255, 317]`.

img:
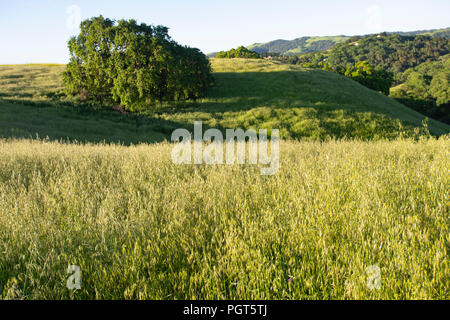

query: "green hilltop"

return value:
[247, 36, 349, 56]
[244, 27, 450, 56]
[0, 58, 448, 144]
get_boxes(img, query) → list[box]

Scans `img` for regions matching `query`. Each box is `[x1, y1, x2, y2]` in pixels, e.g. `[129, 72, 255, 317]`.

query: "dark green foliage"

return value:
[344, 61, 394, 95]
[294, 55, 393, 95]
[326, 34, 450, 74]
[64, 17, 116, 104]
[216, 46, 260, 59]
[63, 16, 213, 111]
[346, 36, 362, 43]
[296, 52, 330, 68]
[391, 54, 450, 123]
[291, 34, 449, 99]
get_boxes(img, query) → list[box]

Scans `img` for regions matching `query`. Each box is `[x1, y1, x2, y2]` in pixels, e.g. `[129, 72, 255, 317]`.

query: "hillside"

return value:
[247, 36, 349, 56]
[0, 59, 449, 144]
[244, 27, 450, 56]
[326, 34, 450, 74]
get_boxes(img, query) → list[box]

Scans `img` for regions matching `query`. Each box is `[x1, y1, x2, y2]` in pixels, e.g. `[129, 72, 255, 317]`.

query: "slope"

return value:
[0, 59, 448, 144]
[246, 27, 450, 56]
[247, 36, 349, 55]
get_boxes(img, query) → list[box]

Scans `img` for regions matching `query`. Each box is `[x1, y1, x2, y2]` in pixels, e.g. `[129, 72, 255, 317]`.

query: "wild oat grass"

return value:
[0, 59, 449, 300]
[0, 137, 448, 299]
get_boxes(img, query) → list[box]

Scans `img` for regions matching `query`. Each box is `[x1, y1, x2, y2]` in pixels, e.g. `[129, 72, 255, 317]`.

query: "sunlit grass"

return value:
[0, 59, 449, 300]
[0, 137, 448, 299]
[1, 60, 449, 144]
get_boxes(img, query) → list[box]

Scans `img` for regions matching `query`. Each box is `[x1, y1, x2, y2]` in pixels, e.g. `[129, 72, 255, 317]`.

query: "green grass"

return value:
[0, 59, 449, 300]
[0, 138, 448, 299]
[1, 59, 448, 144]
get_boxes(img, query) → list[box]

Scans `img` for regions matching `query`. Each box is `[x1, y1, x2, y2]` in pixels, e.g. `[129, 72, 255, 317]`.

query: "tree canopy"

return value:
[216, 46, 260, 59]
[326, 34, 450, 74]
[63, 16, 213, 111]
[391, 54, 450, 123]
[344, 61, 394, 95]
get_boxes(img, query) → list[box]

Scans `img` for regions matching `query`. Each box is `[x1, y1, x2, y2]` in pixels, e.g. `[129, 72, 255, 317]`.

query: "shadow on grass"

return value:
[0, 97, 238, 145]
[159, 70, 360, 114]
[393, 97, 450, 125]
[0, 98, 181, 145]
[1, 70, 448, 144]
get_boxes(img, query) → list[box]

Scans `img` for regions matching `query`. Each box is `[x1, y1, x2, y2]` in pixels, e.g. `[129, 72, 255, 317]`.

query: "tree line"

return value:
[216, 46, 261, 59]
[326, 34, 450, 74]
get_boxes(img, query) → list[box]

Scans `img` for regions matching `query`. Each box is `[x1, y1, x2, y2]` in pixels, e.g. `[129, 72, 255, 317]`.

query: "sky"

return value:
[0, 0, 449, 64]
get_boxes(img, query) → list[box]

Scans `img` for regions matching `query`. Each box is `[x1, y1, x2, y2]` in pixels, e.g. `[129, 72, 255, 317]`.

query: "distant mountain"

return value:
[240, 27, 450, 56]
[247, 36, 349, 56]
[422, 28, 450, 38]
[325, 33, 450, 73]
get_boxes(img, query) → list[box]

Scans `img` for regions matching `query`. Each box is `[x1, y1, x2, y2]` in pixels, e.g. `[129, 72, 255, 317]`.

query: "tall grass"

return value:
[0, 137, 448, 299]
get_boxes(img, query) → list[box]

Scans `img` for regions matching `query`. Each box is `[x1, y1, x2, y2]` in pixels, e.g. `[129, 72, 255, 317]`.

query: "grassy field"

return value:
[1, 59, 448, 144]
[0, 59, 449, 300]
[0, 138, 448, 299]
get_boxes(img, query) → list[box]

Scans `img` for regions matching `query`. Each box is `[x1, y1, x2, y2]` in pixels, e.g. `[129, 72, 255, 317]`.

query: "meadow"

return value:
[1, 59, 449, 145]
[0, 59, 449, 300]
[0, 138, 448, 299]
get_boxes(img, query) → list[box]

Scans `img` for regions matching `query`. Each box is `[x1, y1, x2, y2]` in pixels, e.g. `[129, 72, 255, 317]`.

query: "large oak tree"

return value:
[63, 16, 213, 111]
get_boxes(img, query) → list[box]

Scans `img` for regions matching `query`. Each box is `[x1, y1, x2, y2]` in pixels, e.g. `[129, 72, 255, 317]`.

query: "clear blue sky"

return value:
[1, 0, 449, 64]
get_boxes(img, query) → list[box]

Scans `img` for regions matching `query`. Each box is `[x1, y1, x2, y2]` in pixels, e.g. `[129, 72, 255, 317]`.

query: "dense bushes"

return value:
[395, 54, 450, 105]
[326, 34, 450, 74]
[391, 54, 450, 123]
[216, 46, 260, 59]
[344, 61, 394, 95]
[295, 34, 450, 74]
[297, 58, 394, 96]
[63, 16, 213, 111]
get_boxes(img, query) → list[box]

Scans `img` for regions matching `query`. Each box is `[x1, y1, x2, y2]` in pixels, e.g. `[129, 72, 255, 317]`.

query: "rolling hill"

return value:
[247, 36, 349, 56]
[242, 27, 450, 56]
[0, 59, 448, 144]
[1, 59, 449, 301]
[394, 27, 450, 38]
